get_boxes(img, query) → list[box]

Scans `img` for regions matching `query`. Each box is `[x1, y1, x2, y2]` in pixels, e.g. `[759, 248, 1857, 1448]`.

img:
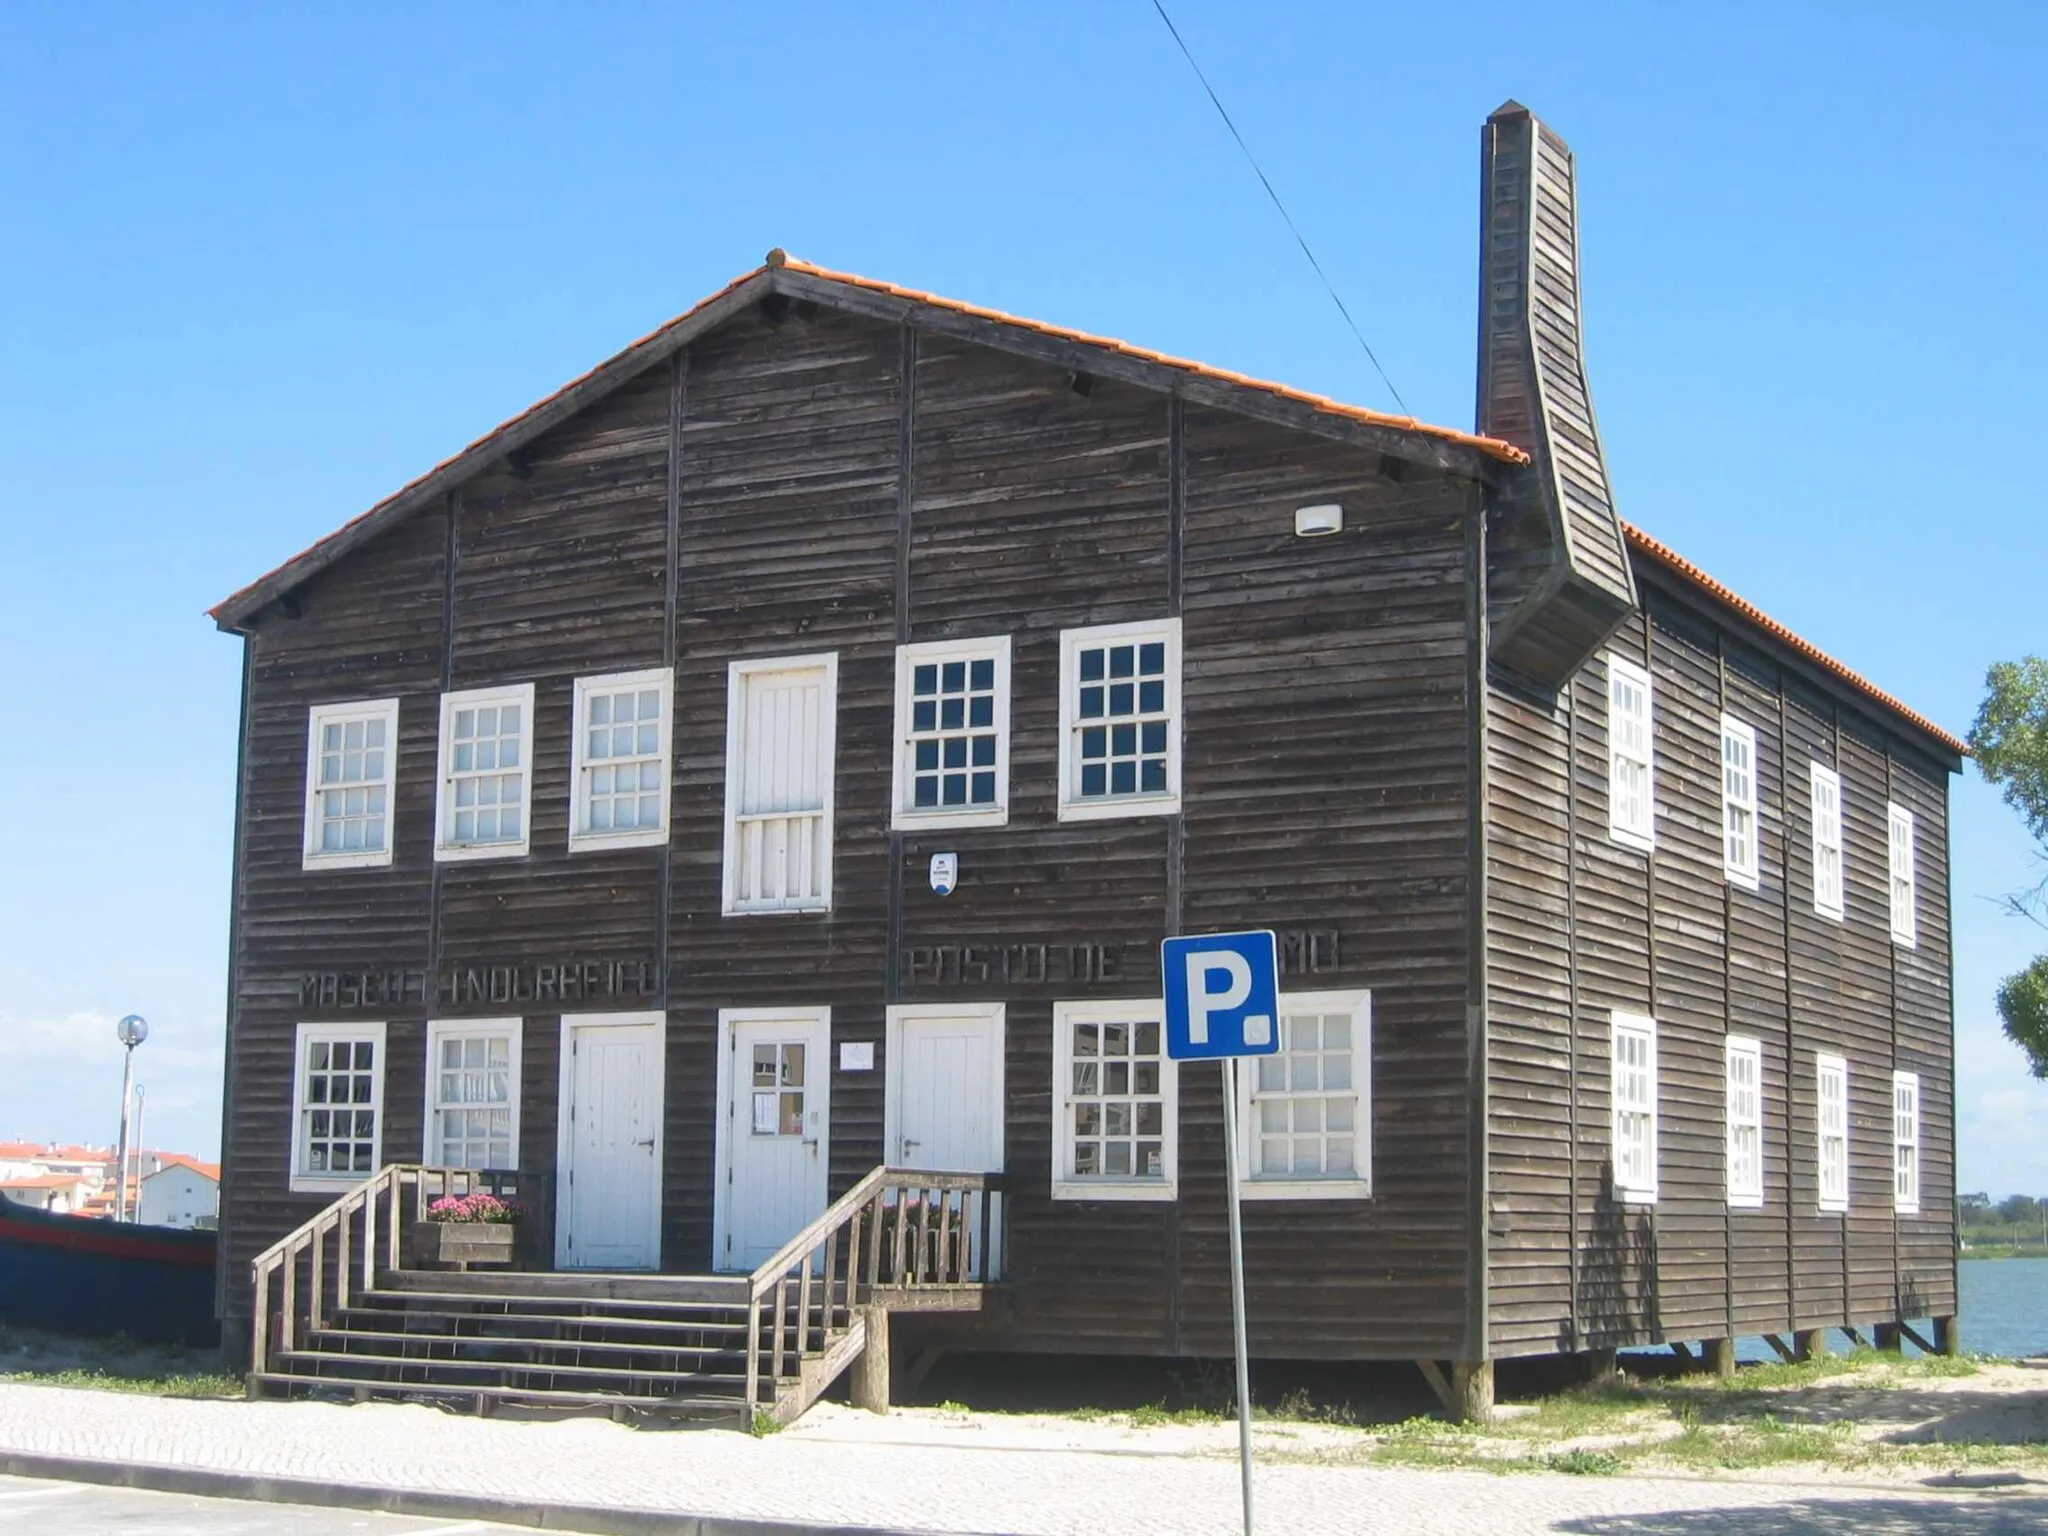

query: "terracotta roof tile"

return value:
[1622, 522, 1965, 757]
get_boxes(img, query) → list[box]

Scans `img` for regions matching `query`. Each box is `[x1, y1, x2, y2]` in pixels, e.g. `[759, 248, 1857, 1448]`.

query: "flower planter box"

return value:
[410, 1220, 517, 1270]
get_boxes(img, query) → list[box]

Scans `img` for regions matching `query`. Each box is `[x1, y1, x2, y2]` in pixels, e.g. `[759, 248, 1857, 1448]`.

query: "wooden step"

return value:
[378, 1269, 750, 1305]
[356, 1285, 761, 1319]
[335, 1303, 757, 1340]
[277, 1348, 751, 1391]
[309, 1326, 750, 1365]
[251, 1372, 748, 1419]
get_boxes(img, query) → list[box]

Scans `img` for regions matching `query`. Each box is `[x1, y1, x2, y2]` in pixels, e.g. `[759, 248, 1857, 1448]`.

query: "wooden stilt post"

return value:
[1874, 1323, 1902, 1353]
[851, 1305, 890, 1414]
[1793, 1329, 1827, 1361]
[1933, 1314, 1960, 1356]
[1452, 1361, 1494, 1426]
[1578, 1346, 1618, 1383]
[1705, 1337, 1736, 1380]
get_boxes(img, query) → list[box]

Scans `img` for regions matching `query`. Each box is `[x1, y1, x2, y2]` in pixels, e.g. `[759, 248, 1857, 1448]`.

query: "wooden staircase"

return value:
[249, 1165, 1001, 1427]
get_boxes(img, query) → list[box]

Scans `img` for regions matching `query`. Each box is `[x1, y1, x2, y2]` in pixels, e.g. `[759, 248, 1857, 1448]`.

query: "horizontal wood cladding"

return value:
[221, 300, 1483, 1361]
[1485, 568, 1956, 1358]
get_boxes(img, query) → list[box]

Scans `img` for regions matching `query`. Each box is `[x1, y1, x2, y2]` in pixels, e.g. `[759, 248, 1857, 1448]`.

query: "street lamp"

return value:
[113, 1015, 147, 1225]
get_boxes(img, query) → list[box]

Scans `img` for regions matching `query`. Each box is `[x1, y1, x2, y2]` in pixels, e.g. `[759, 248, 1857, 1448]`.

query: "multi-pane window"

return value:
[1888, 803, 1917, 948]
[303, 699, 399, 870]
[1610, 1012, 1658, 1203]
[724, 654, 837, 914]
[1892, 1071, 1920, 1213]
[1816, 1053, 1849, 1212]
[893, 638, 1011, 830]
[1725, 1035, 1763, 1208]
[435, 684, 535, 860]
[1607, 655, 1655, 850]
[1810, 763, 1844, 921]
[1058, 619, 1181, 820]
[570, 668, 672, 852]
[1239, 991, 1370, 1199]
[1721, 716, 1759, 890]
[1052, 1001, 1176, 1199]
[291, 1023, 385, 1190]
[425, 1020, 519, 1170]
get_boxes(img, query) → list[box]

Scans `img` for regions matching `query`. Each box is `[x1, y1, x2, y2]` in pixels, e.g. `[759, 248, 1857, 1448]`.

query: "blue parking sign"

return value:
[1162, 931, 1281, 1060]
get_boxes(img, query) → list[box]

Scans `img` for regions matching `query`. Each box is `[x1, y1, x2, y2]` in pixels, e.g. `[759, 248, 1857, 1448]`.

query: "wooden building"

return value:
[208, 103, 1963, 1423]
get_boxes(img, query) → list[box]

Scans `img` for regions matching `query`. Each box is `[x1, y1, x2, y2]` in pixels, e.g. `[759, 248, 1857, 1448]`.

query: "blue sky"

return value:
[1, 3, 2043, 1193]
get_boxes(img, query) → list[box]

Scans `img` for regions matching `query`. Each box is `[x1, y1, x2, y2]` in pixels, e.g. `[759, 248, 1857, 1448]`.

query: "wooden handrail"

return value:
[247, 1164, 549, 1385]
[742, 1166, 1005, 1422]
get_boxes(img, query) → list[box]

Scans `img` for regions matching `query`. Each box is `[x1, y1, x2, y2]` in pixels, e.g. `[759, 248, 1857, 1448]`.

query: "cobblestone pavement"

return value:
[1, 1386, 2044, 1535]
[0, 1472, 525, 1534]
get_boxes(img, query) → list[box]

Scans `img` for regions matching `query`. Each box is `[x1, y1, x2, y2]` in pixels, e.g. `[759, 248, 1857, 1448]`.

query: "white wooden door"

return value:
[716, 1009, 830, 1272]
[887, 1005, 1005, 1277]
[557, 1015, 663, 1270]
[725, 657, 836, 912]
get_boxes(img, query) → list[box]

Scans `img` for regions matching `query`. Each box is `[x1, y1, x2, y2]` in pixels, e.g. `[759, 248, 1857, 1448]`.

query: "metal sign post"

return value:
[1162, 930, 1280, 1536]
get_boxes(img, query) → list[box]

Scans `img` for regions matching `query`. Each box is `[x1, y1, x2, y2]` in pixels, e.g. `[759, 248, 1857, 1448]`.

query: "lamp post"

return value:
[113, 1015, 147, 1225]
[130, 1085, 147, 1222]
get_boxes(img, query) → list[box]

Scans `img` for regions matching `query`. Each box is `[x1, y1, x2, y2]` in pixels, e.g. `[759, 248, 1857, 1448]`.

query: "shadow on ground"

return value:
[1557, 1494, 2048, 1535]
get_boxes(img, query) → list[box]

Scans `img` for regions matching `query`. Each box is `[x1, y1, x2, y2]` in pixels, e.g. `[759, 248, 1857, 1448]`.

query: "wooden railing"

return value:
[247, 1164, 550, 1381]
[744, 1167, 1003, 1420]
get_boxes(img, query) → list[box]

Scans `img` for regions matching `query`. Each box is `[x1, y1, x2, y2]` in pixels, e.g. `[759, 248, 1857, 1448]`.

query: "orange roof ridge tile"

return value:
[1621, 522, 1965, 756]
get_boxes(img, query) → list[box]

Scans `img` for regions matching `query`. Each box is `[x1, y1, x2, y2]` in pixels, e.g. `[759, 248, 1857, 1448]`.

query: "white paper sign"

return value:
[839, 1041, 875, 1072]
[751, 1091, 777, 1134]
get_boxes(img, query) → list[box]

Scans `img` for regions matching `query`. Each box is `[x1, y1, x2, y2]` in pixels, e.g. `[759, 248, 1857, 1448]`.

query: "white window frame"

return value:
[422, 1018, 522, 1171]
[1887, 803, 1917, 948]
[1809, 762, 1844, 921]
[1052, 999, 1177, 1201]
[1816, 1052, 1849, 1213]
[1234, 989, 1371, 1201]
[1609, 1011, 1658, 1204]
[302, 698, 400, 871]
[568, 667, 674, 853]
[289, 1021, 387, 1194]
[722, 652, 838, 915]
[1606, 654, 1656, 851]
[433, 682, 536, 862]
[1720, 715, 1759, 891]
[1724, 1034, 1764, 1209]
[1892, 1070, 1920, 1213]
[1057, 618, 1183, 822]
[891, 636, 1011, 831]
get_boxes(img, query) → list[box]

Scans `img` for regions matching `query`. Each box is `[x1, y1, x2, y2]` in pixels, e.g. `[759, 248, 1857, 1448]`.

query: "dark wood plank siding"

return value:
[1485, 570, 1957, 1356]
[222, 301, 1483, 1362]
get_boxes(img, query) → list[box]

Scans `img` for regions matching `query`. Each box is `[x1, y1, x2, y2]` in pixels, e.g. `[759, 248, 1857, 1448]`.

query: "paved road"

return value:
[0, 1475, 527, 1535]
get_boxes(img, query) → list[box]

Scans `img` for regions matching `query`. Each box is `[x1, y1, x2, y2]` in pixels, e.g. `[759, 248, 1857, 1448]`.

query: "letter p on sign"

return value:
[1161, 931, 1281, 1060]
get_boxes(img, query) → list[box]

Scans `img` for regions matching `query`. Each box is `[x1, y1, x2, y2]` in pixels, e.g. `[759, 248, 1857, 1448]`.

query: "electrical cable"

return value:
[1148, 0, 1412, 417]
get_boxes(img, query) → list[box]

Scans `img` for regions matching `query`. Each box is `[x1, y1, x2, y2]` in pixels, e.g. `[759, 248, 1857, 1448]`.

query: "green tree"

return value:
[1960, 1190, 1992, 1223]
[1968, 656, 2048, 1076]
[1997, 1193, 2039, 1226]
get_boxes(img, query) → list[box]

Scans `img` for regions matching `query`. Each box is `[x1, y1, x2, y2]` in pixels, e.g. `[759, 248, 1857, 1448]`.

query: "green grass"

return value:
[0, 1365, 242, 1399]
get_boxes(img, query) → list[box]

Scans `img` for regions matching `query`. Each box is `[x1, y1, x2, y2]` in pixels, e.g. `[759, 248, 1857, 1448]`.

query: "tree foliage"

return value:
[1970, 655, 2048, 1077]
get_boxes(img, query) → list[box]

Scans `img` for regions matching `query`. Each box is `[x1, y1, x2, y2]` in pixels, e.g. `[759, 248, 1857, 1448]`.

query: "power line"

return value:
[1148, 0, 1411, 418]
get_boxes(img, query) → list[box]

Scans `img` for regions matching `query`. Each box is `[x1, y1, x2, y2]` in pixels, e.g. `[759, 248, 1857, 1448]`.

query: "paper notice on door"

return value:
[752, 1091, 777, 1135]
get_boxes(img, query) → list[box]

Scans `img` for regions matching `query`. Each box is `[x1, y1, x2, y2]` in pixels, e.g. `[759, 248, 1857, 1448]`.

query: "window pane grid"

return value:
[1068, 1016, 1166, 1181]
[1612, 1020, 1656, 1198]
[583, 685, 665, 834]
[1609, 660, 1654, 844]
[432, 1032, 515, 1168]
[1075, 639, 1170, 800]
[1250, 1012, 1358, 1179]
[1888, 807, 1916, 944]
[908, 654, 999, 811]
[1818, 1058, 1848, 1209]
[1725, 1038, 1762, 1203]
[316, 715, 390, 853]
[303, 1036, 378, 1178]
[750, 1041, 807, 1138]
[1893, 1073, 1919, 1208]
[448, 701, 525, 845]
[1811, 766, 1843, 917]
[1721, 719, 1757, 881]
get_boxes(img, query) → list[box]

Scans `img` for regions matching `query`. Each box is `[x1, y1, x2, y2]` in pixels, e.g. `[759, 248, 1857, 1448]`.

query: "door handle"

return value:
[635, 1138, 656, 1150]
[802, 1138, 820, 1151]
[902, 1138, 921, 1155]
